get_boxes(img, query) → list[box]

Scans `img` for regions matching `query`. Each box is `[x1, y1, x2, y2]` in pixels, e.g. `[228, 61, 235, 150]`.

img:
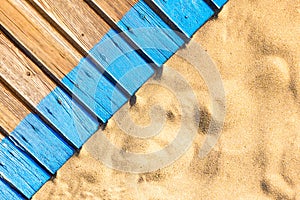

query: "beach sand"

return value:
[33, 0, 300, 199]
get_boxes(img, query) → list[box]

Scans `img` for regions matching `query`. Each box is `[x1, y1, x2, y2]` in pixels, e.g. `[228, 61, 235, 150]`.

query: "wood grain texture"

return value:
[28, 0, 154, 97]
[0, 70, 73, 173]
[91, 0, 184, 66]
[0, 179, 23, 200]
[0, 0, 81, 79]
[0, 30, 100, 149]
[0, 83, 49, 198]
[0, 0, 126, 123]
[88, 29, 154, 95]
[0, 32, 55, 105]
[0, 39, 76, 197]
[0, 81, 29, 136]
[29, 0, 111, 51]
[92, 0, 138, 22]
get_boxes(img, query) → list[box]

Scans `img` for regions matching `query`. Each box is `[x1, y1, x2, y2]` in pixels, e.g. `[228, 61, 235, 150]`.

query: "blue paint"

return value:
[151, 0, 214, 38]
[9, 113, 74, 174]
[212, 0, 228, 8]
[0, 179, 24, 200]
[90, 29, 155, 95]
[37, 86, 100, 148]
[0, 138, 50, 199]
[0, 0, 228, 198]
[63, 58, 128, 121]
[117, 0, 184, 66]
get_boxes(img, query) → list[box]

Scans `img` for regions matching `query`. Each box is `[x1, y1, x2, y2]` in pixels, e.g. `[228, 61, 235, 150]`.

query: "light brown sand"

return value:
[34, 0, 300, 199]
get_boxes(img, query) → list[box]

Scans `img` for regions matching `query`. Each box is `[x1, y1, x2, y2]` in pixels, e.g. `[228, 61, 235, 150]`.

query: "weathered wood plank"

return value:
[88, 0, 184, 67]
[90, 0, 138, 23]
[0, 31, 99, 150]
[29, 0, 154, 96]
[0, 76, 74, 175]
[0, 32, 55, 105]
[0, 0, 80, 79]
[0, 136, 51, 199]
[28, 0, 111, 51]
[0, 81, 28, 135]
[0, 82, 51, 199]
[0, 0, 127, 122]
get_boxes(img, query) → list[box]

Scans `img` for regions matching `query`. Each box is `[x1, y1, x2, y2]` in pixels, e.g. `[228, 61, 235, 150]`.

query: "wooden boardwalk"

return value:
[0, 0, 227, 199]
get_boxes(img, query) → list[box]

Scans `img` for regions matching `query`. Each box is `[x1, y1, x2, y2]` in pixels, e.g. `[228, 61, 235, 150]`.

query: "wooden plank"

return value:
[147, 0, 215, 37]
[0, 30, 99, 150]
[0, 137, 50, 199]
[0, 82, 51, 199]
[0, 78, 74, 174]
[89, 0, 138, 22]
[88, 0, 185, 67]
[0, 82, 29, 135]
[0, 0, 79, 79]
[0, 0, 127, 121]
[28, 0, 111, 51]
[0, 32, 56, 105]
[0, 179, 24, 200]
[28, 0, 155, 96]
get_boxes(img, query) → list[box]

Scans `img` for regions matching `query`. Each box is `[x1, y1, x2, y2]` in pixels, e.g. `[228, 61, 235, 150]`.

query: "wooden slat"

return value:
[91, 0, 138, 22]
[0, 0, 80, 79]
[0, 0, 127, 122]
[0, 82, 29, 135]
[0, 81, 51, 199]
[0, 30, 78, 172]
[146, 0, 215, 37]
[0, 61, 74, 177]
[28, 0, 154, 96]
[0, 32, 55, 105]
[29, 0, 111, 51]
[0, 30, 99, 150]
[87, 0, 185, 67]
[0, 178, 24, 200]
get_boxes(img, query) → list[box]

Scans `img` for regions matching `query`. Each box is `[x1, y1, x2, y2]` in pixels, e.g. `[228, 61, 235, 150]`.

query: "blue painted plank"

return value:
[90, 29, 155, 95]
[62, 59, 128, 121]
[9, 113, 74, 174]
[0, 179, 24, 200]
[37, 86, 99, 148]
[212, 0, 228, 8]
[0, 138, 50, 199]
[151, 0, 214, 38]
[117, 0, 184, 67]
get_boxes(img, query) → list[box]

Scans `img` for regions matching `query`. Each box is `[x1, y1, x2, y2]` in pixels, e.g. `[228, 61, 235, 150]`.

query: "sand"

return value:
[33, 0, 300, 199]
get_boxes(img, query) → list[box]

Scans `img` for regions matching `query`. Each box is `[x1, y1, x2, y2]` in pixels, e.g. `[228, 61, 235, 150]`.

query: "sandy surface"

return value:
[33, 0, 300, 199]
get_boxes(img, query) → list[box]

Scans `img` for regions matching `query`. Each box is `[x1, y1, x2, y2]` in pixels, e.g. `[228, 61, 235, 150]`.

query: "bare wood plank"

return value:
[87, 0, 184, 67]
[28, 0, 111, 51]
[27, 0, 154, 97]
[0, 29, 100, 150]
[0, 81, 29, 136]
[0, 39, 76, 196]
[0, 78, 74, 176]
[0, 34, 76, 175]
[90, 0, 138, 22]
[0, 32, 55, 106]
[0, 0, 81, 79]
[0, 0, 128, 122]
